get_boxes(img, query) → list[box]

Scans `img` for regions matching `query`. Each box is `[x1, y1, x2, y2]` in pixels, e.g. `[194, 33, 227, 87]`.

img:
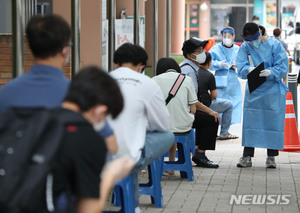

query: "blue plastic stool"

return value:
[189, 128, 196, 155]
[164, 129, 195, 158]
[104, 175, 135, 213]
[162, 133, 194, 181]
[139, 158, 163, 208]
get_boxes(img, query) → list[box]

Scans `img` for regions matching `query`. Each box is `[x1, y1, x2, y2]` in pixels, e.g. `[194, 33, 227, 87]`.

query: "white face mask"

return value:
[192, 51, 206, 64]
[223, 38, 232, 47]
[93, 120, 106, 132]
[253, 20, 259, 25]
[63, 47, 71, 66]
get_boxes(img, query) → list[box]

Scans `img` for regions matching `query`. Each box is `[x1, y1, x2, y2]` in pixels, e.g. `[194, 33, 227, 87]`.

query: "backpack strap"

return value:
[165, 74, 185, 105]
[180, 63, 197, 75]
[180, 63, 198, 83]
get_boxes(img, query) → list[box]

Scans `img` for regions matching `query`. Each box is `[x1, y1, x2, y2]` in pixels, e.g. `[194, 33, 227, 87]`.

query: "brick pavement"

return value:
[104, 63, 300, 212]
[105, 138, 300, 213]
[141, 139, 300, 213]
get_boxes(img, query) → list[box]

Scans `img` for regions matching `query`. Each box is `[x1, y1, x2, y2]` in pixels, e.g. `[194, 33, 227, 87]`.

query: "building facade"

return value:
[1, 0, 299, 87]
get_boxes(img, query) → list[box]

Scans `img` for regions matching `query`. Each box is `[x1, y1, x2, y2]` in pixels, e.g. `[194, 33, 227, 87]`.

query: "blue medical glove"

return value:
[220, 60, 230, 68]
[259, 69, 271, 77]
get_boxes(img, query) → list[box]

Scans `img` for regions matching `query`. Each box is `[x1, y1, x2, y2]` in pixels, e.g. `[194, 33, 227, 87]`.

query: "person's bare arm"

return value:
[195, 101, 220, 123]
[77, 157, 135, 213]
[189, 103, 196, 114]
[210, 89, 217, 99]
[105, 134, 118, 153]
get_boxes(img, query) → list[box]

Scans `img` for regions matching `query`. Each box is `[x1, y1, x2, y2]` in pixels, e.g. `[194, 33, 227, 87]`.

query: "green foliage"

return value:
[171, 54, 185, 64]
[144, 54, 185, 78]
[145, 67, 153, 78]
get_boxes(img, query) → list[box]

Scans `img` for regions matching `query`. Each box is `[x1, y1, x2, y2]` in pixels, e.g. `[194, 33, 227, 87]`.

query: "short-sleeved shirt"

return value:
[36, 108, 107, 212]
[153, 71, 198, 133]
[197, 67, 217, 107]
[179, 59, 200, 93]
[98, 121, 114, 138]
[109, 67, 170, 162]
[0, 64, 113, 139]
[276, 37, 288, 50]
[0, 64, 70, 113]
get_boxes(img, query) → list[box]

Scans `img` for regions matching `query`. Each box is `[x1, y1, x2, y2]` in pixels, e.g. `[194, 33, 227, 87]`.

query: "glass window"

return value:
[210, 6, 254, 42]
[0, 0, 11, 33]
[185, 3, 200, 40]
[189, 4, 200, 38]
[211, 0, 253, 3]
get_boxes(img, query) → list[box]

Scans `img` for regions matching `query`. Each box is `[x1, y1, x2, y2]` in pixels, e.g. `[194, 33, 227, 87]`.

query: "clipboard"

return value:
[247, 62, 266, 93]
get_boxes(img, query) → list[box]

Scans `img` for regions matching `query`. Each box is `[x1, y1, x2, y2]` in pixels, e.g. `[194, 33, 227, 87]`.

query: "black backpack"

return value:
[0, 108, 65, 213]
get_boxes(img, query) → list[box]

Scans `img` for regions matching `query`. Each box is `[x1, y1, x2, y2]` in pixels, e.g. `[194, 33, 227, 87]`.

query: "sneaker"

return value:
[237, 156, 252, 168]
[135, 207, 143, 213]
[266, 156, 276, 168]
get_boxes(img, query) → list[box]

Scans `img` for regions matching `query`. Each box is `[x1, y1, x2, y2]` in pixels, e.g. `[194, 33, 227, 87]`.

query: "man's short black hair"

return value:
[64, 66, 123, 119]
[200, 52, 211, 66]
[182, 37, 208, 58]
[156, 57, 181, 75]
[242, 22, 260, 38]
[113, 43, 148, 66]
[259, 25, 267, 36]
[26, 14, 71, 59]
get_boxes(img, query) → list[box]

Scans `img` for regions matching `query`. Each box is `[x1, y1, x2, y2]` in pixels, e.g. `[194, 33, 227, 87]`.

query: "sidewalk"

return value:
[104, 138, 300, 213]
[139, 139, 300, 213]
[105, 62, 300, 213]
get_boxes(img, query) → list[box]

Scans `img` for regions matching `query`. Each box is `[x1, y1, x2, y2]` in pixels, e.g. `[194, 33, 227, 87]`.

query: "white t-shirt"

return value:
[153, 71, 198, 133]
[109, 67, 171, 162]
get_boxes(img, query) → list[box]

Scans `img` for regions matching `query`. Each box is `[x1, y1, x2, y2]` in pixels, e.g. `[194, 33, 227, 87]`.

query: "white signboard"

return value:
[102, 20, 108, 71]
[115, 19, 145, 50]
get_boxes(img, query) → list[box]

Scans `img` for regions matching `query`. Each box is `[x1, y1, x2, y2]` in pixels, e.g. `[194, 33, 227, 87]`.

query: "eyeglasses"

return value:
[193, 49, 204, 54]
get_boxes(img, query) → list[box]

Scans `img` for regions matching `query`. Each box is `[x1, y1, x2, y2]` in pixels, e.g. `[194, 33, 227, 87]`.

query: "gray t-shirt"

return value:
[276, 37, 288, 50]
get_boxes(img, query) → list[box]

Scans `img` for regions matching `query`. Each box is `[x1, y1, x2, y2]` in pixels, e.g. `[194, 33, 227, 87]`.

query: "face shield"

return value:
[221, 29, 235, 47]
[222, 32, 233, 39]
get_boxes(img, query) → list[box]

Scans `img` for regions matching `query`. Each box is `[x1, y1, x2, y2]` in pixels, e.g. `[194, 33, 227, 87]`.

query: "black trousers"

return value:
[192, 111, 219, 150]
[243, 147, 279, 157]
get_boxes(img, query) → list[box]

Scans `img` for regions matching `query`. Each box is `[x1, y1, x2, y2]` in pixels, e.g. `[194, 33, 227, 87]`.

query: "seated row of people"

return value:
[0, 14, 174, 213]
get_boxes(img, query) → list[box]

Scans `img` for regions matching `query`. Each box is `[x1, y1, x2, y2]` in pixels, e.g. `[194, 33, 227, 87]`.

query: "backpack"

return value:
[0, 108, 65, 213]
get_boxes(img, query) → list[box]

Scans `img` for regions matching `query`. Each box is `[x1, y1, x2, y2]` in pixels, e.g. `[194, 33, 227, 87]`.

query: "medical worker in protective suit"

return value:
[236, 22, 288, 168]
[209, 27, 242, 125]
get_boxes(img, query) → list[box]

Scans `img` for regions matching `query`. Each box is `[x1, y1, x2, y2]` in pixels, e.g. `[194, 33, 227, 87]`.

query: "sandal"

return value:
[163, 171, 175, 176]
[218, 133, 239, 140]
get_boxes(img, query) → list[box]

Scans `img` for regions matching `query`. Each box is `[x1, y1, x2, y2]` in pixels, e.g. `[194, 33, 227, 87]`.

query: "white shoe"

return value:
[135, 206, 143, 213]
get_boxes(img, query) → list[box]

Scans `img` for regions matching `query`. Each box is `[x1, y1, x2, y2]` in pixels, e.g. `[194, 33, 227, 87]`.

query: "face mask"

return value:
[253, 20, 259, 25]
[251, 38, 261, 48]
[223, 38, 232, 47]
[63, 47, 71, 66]
[192, 51, 206, 64]
[93, 120, 106, 131]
